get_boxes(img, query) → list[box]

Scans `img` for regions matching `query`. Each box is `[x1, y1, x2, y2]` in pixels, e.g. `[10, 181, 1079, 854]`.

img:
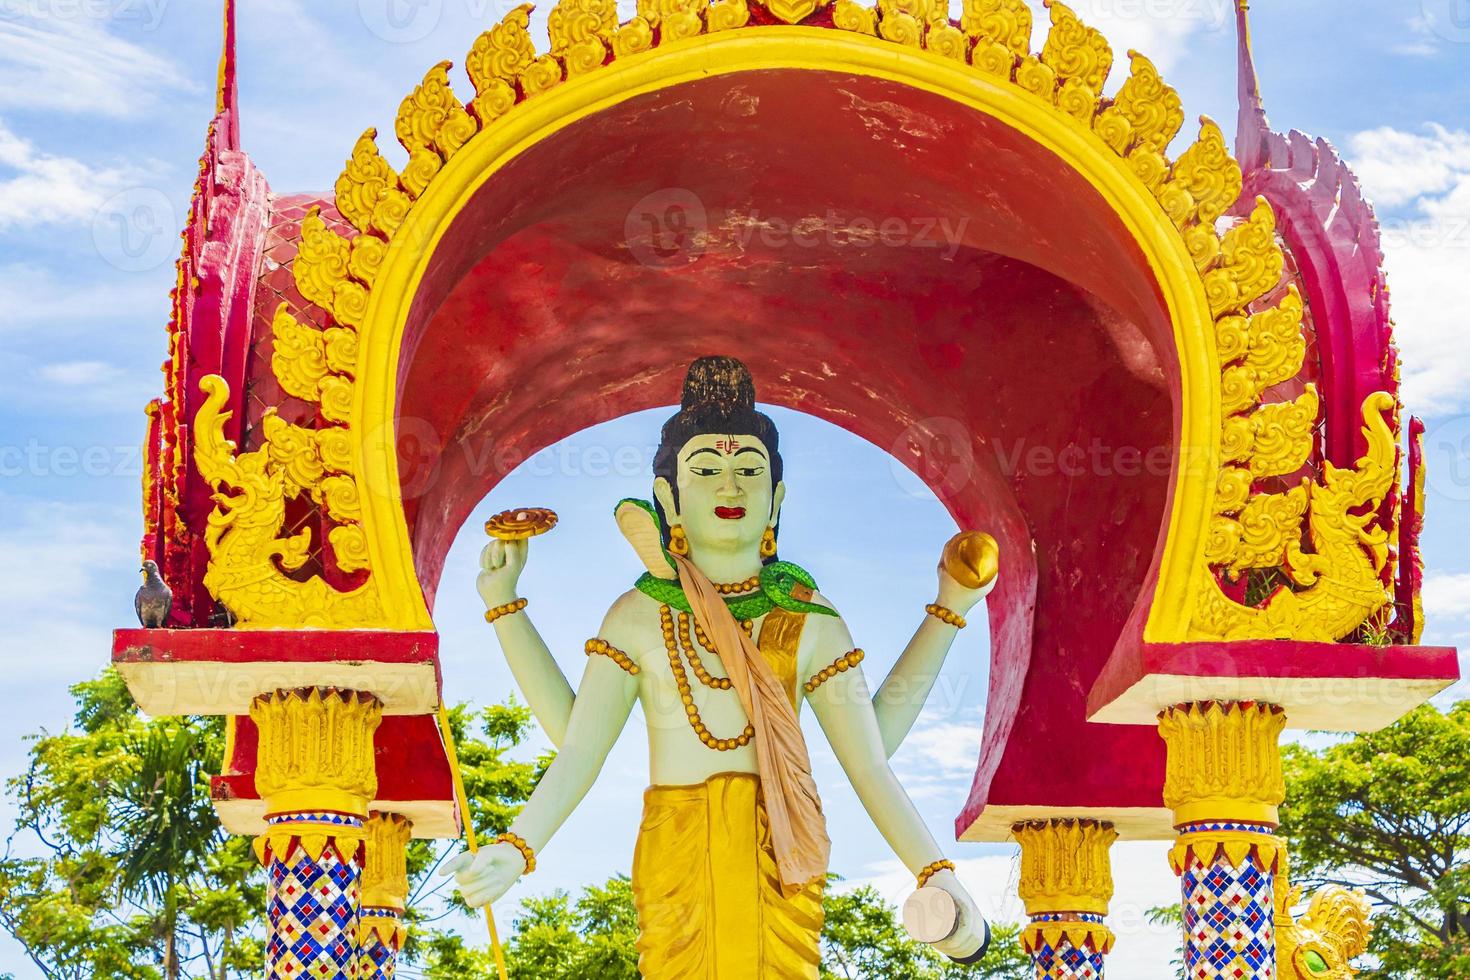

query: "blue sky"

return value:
[1, 1, 1468, 976]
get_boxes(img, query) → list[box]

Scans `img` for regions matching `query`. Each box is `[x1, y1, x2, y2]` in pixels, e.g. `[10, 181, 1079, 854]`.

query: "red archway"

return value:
[386, 70, 1179, 836]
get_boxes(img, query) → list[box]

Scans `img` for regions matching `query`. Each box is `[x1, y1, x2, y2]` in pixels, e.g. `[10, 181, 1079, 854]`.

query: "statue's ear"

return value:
[653, 476, 678, 523]
[770, 481, 786, 526]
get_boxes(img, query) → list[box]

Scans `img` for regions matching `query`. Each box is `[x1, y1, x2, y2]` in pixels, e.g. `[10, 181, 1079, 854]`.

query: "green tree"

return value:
[0, 670, 263, 979]
[400, 700, 548, 966]
[822, 883, 1031, 980]
[421, 873, 1031, 979]
[1278, 700, 1470, 979]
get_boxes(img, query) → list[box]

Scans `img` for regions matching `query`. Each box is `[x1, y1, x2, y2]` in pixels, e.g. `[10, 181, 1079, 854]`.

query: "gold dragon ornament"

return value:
[193, 375, 384, 627]
[1274, 863, 1375, 980]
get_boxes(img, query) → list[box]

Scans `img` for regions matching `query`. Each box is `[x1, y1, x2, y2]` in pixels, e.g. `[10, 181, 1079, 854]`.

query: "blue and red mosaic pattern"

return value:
[1029, 914, 1107, 980]
[359, 910, 404, 980]
[1179, 836, 1276, 980]
[266, 838, 364, 980]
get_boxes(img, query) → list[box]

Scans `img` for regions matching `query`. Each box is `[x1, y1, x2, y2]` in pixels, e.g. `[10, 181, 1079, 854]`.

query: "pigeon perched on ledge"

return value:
[135, 560, 173, 628]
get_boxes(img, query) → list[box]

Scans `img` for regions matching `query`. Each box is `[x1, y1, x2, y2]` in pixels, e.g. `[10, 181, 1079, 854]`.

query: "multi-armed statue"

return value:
[112, 2, 1459, 978]
[447, 356, 1000, 975]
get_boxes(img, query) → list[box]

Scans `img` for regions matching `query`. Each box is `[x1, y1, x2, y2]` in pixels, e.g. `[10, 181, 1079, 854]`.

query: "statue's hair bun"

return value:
[680, 355, 756, 414]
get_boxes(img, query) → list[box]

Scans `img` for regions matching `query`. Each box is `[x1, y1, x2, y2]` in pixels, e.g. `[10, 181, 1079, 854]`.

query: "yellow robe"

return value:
[632, 608, 825, 979]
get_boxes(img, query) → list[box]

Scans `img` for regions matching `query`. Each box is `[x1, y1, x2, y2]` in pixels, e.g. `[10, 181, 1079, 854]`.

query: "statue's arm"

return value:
[806, 610, 988, 958]
[446, 612, 640, 908]
[478, 537, 575, 747]
[871, 538, 997, 757]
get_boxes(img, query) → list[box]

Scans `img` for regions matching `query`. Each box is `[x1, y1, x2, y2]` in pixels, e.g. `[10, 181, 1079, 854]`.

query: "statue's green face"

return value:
[663, 433, 782, 557]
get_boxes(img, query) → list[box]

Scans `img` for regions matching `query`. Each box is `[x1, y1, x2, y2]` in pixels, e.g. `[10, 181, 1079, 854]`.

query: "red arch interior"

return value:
[390, 70, 1179, 826]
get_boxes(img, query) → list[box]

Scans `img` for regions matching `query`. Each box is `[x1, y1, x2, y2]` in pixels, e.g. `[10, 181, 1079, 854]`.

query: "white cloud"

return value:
[0, 262, 162, 330]
[0, 12, 190, 117]
[0, 495, 139, 684]
[1018, 0, 1230, 77]
[1394, 14, 1444, 57]
[0, 118, 150, 230]
[1347, 125, 1470, 415]
[36, 360, 123, 386]
[1423, 572, 1470, 621]
[1349, 125, 1470, 209]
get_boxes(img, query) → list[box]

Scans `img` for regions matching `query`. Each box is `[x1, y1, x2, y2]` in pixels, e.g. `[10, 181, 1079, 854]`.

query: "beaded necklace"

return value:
[658, 604, 754, 751]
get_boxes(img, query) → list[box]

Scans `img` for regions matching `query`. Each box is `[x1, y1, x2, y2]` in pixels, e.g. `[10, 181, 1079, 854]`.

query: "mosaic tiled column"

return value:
[251, 688, 383, 980]
[359, 813, 413, 980]
[1159, 702, 1286, 980]
[1014, 819, 1118, 979]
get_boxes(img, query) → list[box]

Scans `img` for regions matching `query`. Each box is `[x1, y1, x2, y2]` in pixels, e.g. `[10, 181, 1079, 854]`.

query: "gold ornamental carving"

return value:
[251, 688, 383, 817]
[1013, 818, 1117, 916]
[1159, 701, 1286, 827]
[1275, 856, 1375, 980]
[362, 813, 414, 911]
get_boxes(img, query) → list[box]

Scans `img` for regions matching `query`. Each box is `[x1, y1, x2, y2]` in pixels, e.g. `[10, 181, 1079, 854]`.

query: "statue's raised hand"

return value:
[936, 531, 999, 614]
[441, 843, 528, 909]
[478, 538, 529, 609]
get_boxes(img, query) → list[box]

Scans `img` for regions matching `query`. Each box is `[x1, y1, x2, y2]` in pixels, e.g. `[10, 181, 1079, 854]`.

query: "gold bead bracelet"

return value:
[485, 598, 529, 624]
[916, 859, 956, 889]
[494, 832, 537, 874]
[924, 603, 966, 629]
[803, 648, 866, 694]
[585, 638, 640, 676]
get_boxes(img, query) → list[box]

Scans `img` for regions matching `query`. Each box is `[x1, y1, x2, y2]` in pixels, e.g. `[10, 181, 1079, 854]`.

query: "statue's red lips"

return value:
[714, 506, 746, 520]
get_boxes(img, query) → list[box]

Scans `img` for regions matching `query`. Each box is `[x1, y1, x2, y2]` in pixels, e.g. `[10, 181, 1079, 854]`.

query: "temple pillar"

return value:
[359, 813, 413, 980]
[1159, 701, 1286, 980]
[1014, 818, 1118, 979]
[250, 688, 384, 980]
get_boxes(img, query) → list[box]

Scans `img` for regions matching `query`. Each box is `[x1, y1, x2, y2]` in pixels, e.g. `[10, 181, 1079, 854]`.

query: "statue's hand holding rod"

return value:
[441, 842, 529, 909]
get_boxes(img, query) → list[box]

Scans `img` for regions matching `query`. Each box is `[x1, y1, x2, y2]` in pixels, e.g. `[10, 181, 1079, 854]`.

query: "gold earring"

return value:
[669, 524, 689, 556]
[761, 527, 777, 558]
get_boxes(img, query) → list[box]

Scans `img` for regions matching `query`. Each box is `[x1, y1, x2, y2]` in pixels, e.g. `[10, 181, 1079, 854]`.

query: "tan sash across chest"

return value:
[671, 553, 832, 891]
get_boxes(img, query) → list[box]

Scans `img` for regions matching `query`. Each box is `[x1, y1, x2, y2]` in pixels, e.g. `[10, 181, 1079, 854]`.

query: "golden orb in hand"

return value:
[940, 531, 999, 590]
[485, 507, 559, 540]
